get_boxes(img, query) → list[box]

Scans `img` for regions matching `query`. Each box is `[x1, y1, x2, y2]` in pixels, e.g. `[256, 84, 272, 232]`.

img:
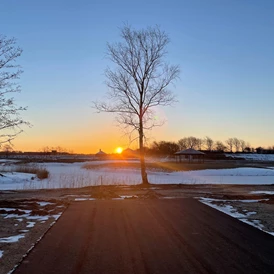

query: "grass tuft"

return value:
[13, 164, 49, 180]
[36, 168, 49, 179]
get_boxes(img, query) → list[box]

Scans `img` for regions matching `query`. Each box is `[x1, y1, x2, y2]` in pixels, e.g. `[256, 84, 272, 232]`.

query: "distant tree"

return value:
[239, 139, 246, 152]
[2, 144, 13, 157]
[53, 146, 70, 153]
[177, 136, 203, 150]
[0, 35, 30, 146]
[93, 25, 179, 185]
[226, 138, 234, 152]
[188, 136, 198, 149]
[215, 141, 226, 152]
[40, 146, 72, 154]
[41, 146, 50, 153]
[196, 138, 203, 150]
[233, 137, 240, 152]
[205, 136, 214, 151]
[178, 138, 188, 150]
[150, 141, 179, 156]
[256, 147, 264, 154]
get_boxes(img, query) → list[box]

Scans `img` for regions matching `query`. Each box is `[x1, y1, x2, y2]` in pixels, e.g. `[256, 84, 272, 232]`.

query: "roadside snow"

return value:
[36, 202, 54, 206]
[0, 208, 32, 214]
[120, 195, 138, 199]
[199, 199, 246, 218]
[0, 250, 3, 258]
[52, 214, 62, 220]
[0, 208, 17, 212]
[250, 191, 274, 195]
[26, 222, 35, 228]
[198, 197, 268, 203]
[199, 198, 274, 237]
[1, 162, 274, 190]
[74, 195, 139, 201]
[75, 198, 96, 201]
[0, 235, 25, 243]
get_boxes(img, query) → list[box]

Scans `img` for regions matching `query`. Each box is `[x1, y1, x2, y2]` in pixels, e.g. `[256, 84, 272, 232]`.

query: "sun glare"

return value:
[116, 147, 123, 154]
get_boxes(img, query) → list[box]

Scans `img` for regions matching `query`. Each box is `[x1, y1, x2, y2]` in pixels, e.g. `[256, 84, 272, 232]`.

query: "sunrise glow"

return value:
[115, 147, 123, 154]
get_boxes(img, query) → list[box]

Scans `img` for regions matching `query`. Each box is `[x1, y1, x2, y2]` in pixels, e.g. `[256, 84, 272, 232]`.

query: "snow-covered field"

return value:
[226, 153, 274, 161]
[0, 161, 274, 190]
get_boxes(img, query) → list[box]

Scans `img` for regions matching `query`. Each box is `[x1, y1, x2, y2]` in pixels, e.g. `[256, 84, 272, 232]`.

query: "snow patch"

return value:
[0, 234, 25, 243]
[250, 191, 274, 195]
[0, 208, 31, 214]
[74, 198, 96, 201]
[26, 222, 35, 228]
[197, 197, 268, 203]
[36, 202, 54, 207]
[120, 195, 138, 199]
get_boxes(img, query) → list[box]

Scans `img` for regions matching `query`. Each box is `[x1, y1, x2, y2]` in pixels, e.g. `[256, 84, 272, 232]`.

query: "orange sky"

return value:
[12, 122, 140, 154]
[11, 117, 272, 154]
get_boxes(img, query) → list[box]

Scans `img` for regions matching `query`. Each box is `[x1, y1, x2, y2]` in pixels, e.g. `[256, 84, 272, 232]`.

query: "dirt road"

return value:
[14, 199, 274, 274]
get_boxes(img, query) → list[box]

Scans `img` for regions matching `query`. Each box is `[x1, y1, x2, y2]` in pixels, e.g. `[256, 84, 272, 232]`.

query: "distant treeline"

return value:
[138, 136, 274, 156]
[1, 137, 274, 157]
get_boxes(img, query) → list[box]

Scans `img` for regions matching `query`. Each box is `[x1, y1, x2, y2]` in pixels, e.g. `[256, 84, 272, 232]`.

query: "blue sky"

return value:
[0, 0, 273, 152]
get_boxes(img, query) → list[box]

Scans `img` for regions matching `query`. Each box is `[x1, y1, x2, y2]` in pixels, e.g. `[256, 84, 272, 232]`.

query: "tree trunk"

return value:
[139, 119, 149, 185]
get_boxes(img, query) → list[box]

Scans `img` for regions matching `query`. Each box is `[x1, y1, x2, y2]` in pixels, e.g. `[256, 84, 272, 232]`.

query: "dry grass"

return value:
[12, 164, 49, 179]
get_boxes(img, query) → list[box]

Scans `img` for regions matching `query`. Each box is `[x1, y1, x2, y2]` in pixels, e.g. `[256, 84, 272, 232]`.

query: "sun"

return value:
[115, 147, 123, 154]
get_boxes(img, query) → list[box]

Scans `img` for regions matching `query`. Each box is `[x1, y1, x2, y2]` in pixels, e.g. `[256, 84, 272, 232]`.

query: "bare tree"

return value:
[178, 138, 188, 150]
[93, 25, 180, 185]
[239, 139, 246, 152]
[150, 141, 179, 156]
[233, 137, 240, 152]
[178, 136, 201, 150]
[2, 144, 13, 158]
[215, 141, 226, 152]
[226, 138, 234, 152]
[185, 136, 198, 149]
[204, 136, 214, 151]
[41, 146, 50, 153]
[0, 35, 29, 146]
[196, 138, 203, 150]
